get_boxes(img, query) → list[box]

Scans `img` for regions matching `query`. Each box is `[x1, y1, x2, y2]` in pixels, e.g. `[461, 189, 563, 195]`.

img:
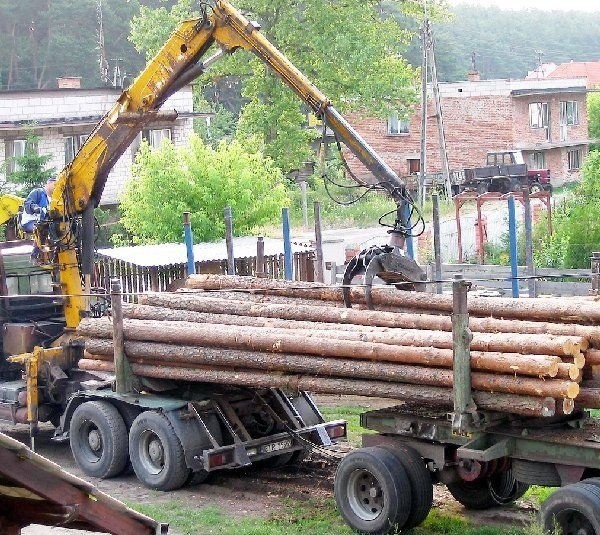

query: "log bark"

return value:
[77, 318, 563, 378]
[124, 303, 585, 357]
[574, 388, 600, 409]
[77, 358, 556, 418]
[131, 300, 600, 347]
[584, 349, 600, 365]
[84, 339, 579, 398]
[185, 274, 600, 324]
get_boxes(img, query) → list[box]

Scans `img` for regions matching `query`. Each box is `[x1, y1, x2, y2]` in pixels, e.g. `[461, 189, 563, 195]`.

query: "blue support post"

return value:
[282, 208, 293, 280]
[507, 195, 519, 298]
[403, 202, 414, 260]
[182, 212, 195, 276]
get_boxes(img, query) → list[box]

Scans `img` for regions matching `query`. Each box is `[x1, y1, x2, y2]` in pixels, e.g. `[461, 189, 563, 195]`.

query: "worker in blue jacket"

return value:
[21, 176, 57, 233]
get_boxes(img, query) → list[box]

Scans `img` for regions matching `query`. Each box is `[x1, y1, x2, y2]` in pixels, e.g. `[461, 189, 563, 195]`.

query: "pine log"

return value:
[77, 317, 563, 378]
[556, 363, 582, 381]
[584, 349, 600, 365]
[77, 358, 556, 418]
[185, 274, 600, 324]
[84, 339, 579, 398]
[574, 388, 600, 409]
[131, 300, 600, 347]
[124, 303, 586, 357]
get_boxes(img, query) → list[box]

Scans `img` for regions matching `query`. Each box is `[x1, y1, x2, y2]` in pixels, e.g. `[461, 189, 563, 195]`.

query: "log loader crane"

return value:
[0, 0, 421, 495]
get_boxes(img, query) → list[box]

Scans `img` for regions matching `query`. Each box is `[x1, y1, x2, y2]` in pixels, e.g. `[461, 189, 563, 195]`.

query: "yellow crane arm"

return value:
[48, 0, 409, 328]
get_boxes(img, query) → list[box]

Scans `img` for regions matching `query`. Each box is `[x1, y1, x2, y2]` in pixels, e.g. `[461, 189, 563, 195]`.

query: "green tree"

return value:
[120, 134, 289, 243]
[589, 93, 600, 151]
[535, 151, 600, 269]
[129, 0, 419, 173]
[5, 131, 55, 196]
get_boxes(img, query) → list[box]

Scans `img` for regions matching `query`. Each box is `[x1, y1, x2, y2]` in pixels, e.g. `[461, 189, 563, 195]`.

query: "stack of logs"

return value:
[77, 274, 600, 419]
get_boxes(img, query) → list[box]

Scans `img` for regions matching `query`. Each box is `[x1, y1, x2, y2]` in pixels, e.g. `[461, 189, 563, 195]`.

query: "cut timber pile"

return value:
[76, 274, 600, 418]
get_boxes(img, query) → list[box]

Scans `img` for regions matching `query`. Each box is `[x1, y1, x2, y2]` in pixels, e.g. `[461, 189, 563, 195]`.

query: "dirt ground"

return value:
[9, 395, 538, 534]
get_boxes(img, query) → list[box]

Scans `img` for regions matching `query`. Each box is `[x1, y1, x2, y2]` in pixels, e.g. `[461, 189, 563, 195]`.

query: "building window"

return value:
[531, 152, 546, 169]
[529, 102, 549, 129]
[4, 139, 35, 174]
[387, 113, 409, 135]
[142, 128, 172, 148]
[407, 158, 420, 175]
[560, 101, 579, 126]
[64, 134, 89, 164]
[568, 149, 581, 171]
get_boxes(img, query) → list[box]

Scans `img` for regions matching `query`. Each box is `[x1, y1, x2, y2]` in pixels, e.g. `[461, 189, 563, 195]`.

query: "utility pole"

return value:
[418, 19, 428, 207]
[97, 0, 109, 85]
[427, 24, 451, 199]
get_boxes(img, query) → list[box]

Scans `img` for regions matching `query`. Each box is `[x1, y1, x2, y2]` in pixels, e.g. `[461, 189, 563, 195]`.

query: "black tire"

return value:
[334, 447, 412, 535]
[129, 411, 189, 491]
[476, 182, 488, 195]
[512, 459, 562, 486]
[530, 182, 543, 194]
[447, 469, 528, 510]
[380, 444, 433, 529]
[540, 483, 600, 534]
[69, 400, 129, 479]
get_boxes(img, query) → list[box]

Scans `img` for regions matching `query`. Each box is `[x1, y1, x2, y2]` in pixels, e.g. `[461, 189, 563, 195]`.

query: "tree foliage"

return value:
[119, 135, 289, 243]
[129, 0, 420, 173]
[589, 93, 600, 150]
[3, 131, 55, 196]
[403, 5, 600, 82]
[535, 151, 600, 269]
[0, 0, 173, 90]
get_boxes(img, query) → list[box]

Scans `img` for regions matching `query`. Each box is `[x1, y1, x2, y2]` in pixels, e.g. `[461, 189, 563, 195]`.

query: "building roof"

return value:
[514, 139, 592, 151]
[547, 61, 600, 87]
[510, 86, 587, 97]
[98, 236, 312, 267]
[0, 431, 166, 533]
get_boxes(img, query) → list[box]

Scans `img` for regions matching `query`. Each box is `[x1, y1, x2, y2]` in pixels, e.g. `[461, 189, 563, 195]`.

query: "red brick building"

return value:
[345, 77, 592, 188]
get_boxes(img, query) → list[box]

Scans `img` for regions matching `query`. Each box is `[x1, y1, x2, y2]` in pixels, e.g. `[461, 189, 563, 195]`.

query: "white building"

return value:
[0, 77, 196, 206]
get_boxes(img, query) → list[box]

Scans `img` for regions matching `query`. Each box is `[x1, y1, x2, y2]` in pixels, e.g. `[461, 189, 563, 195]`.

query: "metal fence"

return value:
[93, 251, 315, 301]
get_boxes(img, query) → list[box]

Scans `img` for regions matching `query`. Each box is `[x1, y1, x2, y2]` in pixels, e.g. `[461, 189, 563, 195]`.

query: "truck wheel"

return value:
[530, 182, 543, 194]
[129, 411, 189, 491]
[447, 470, 528, 510]
[476, 182, 488, 195]
[512, 459, 561, 486]
[70, 401, 129, 479]
[380, 444, 433, 529]
[334, 447, 412, 535]
[540, 483, 600, 535]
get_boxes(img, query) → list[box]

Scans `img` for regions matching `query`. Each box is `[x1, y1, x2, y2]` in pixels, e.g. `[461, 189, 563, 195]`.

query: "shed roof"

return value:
[97, 236, 312, 267]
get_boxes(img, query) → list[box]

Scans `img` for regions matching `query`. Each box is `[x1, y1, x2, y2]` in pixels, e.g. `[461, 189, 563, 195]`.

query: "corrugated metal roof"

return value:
[97, 236, 312, 267]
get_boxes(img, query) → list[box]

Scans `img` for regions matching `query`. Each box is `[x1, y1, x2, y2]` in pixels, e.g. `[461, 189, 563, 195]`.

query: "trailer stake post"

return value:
[451, 275, 475, 435]
[111, 278, 133, 394]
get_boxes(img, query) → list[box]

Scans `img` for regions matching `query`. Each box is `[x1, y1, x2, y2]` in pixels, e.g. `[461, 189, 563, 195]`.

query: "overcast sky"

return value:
[447, 0, 600, 10]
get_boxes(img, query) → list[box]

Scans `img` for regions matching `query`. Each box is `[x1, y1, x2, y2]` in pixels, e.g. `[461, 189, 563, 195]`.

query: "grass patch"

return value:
[523, 486, 556, 505]
[131, 498, 352, 535]
[319, 405, 375, 447]
[412, 509, 542, 535]
[132, 498, 543, 535]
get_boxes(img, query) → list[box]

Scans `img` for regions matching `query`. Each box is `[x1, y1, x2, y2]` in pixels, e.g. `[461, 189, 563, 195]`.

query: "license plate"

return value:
[261, 439, 293, 454]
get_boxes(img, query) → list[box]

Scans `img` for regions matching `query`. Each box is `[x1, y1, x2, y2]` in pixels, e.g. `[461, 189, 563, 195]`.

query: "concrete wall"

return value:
[0, 86, 194, 205]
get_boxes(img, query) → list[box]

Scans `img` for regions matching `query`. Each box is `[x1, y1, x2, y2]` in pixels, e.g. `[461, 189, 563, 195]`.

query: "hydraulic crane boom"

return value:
[45, 0, 414, 328]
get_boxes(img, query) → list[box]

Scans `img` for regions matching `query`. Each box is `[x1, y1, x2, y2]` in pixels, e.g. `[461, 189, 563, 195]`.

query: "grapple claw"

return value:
[342, 245, 427, 309]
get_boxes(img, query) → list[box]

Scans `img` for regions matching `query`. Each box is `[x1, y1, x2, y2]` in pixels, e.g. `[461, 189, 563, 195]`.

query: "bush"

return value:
[535, 150, 600, 269]
[119, 134, 290, 243]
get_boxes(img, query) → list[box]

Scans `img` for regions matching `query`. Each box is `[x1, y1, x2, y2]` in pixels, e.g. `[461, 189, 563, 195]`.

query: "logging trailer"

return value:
[2, 1, 600, 534]
[334, 278, 600, 535]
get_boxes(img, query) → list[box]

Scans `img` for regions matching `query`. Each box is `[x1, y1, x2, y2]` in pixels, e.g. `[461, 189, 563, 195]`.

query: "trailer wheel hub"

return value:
[347, 469, 384, 521]
[87, 429, 102, 452]
[148, 438, 164, 465]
